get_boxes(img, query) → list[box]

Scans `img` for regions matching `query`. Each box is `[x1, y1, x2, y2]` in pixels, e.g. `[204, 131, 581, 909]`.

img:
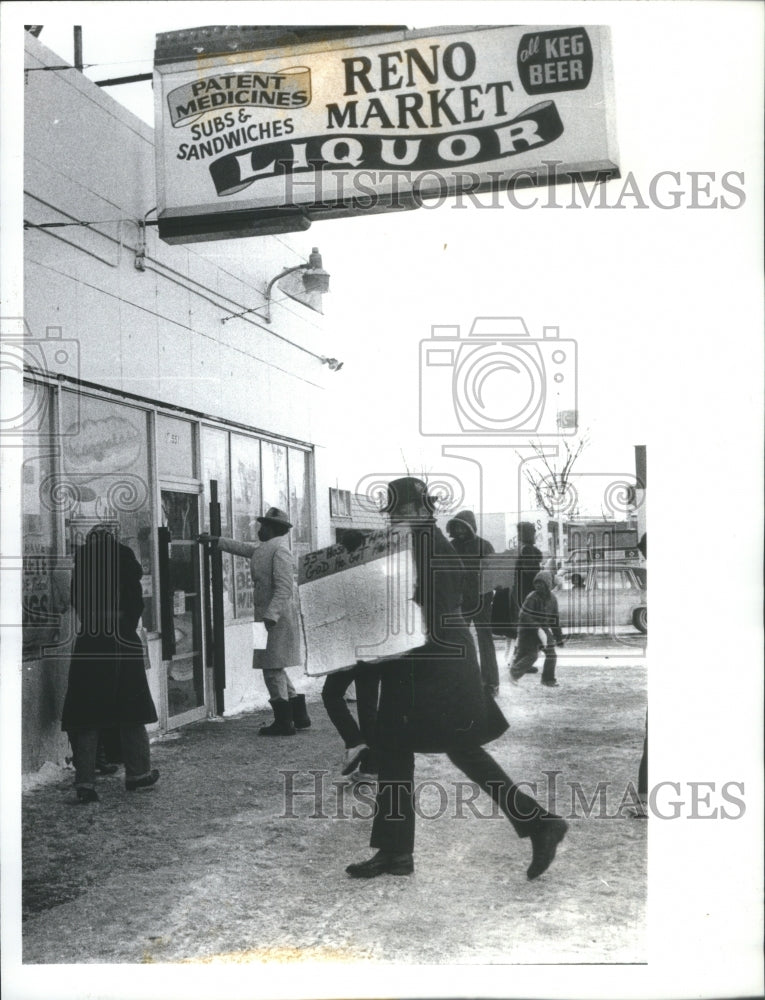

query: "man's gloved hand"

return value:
[197, 534, 218, 547]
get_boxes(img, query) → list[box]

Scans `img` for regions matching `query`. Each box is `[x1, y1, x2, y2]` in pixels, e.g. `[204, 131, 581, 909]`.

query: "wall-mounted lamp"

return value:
[321, 357, 344, 372]
[221, 247, 330, 325]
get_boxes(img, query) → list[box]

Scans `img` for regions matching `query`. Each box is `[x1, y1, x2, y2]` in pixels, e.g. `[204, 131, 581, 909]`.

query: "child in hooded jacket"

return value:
[510, 570, 564, 688]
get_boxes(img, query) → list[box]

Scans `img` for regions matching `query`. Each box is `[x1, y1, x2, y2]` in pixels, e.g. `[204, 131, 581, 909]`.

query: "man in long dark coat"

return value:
[446, 508, 500, 693]
[345, 478, 567, 880]
[63, 526, 159, 802]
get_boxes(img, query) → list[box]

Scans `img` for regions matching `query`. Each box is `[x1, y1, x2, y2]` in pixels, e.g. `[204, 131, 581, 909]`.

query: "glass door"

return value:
[159, 488, 207, 727]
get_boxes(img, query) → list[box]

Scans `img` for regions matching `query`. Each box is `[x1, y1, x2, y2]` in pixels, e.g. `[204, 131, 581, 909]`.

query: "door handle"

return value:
[158, 526, 176, 661]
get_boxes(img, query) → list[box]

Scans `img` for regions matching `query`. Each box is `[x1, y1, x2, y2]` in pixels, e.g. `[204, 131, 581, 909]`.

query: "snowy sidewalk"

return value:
[20, 655, 646, 966]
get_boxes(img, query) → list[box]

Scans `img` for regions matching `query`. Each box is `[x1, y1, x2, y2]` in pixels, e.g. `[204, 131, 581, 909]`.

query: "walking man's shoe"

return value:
[346, 850, 414, 879]
[527, 816, 568, 880]
[125, 768, 160, 792]
[510, 665, 539, 684]
[626, 796, 649, 819]
[341, 743, 369, 776]
[541, 679, 559, 688]
[76, 787, 99, 804]
[352, 770, 377, 786]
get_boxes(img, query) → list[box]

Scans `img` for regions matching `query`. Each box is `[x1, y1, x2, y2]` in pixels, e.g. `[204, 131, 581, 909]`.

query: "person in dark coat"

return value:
[515, 520, 544, 606]
[62, 526, 159, 803]
[446, 509, 500, 694]
[345, 478, 568, 881]
[510, 570, 565, 687]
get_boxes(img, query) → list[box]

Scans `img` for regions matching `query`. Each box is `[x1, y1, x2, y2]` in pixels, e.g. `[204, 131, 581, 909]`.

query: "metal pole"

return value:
[95, 72, 153, 88]
[203, 539, 214, 694]
[73, 26, 83, 71]
[157, 527, 176, 662]
[209, 480, 226, 715]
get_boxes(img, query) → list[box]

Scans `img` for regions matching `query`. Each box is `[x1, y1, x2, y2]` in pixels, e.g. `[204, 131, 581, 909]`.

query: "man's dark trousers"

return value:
[370, 745, 547, 854]
[322, 662, 380, 756]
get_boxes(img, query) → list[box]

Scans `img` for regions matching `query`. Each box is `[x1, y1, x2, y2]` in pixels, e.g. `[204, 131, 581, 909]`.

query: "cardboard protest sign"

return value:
[298, 529, 424, 675]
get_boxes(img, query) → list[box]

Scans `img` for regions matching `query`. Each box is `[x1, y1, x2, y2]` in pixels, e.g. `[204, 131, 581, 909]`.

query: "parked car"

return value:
[553, 563, 647, 634]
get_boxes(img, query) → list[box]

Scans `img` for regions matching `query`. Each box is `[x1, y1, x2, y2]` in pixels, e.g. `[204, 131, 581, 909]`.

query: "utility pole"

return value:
[73, 26, 83, 71]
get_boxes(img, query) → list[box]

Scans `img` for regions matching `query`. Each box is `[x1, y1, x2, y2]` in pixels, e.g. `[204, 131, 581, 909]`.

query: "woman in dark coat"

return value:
[63, 526, 159, 802]
[345, 479, 567, 881]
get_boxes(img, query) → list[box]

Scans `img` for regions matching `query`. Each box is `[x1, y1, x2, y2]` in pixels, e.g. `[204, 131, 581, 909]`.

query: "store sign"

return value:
[153, 24, 618, 242]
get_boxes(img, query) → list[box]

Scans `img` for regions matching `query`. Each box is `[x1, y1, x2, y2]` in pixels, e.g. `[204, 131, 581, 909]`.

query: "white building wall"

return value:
[21, 34, 335, 773]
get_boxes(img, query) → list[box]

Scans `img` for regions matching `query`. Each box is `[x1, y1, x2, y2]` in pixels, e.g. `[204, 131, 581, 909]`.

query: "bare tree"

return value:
[519, 435, 589, 560]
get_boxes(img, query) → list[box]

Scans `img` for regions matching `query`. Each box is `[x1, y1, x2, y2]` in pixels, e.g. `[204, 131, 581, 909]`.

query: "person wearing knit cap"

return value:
[510, 570, 565, 687]
[446, 509, 500, 695]
[345, 477, 568, 881]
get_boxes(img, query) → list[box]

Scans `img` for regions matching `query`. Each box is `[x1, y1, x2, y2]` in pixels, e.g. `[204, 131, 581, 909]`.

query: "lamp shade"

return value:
[302, 248, 330, 293]
[277, 248, 330, 313]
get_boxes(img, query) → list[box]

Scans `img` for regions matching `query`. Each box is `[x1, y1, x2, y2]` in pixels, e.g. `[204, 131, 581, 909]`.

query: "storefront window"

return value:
[21, 380, 68, 657]
[288, 447, 312, 564]
[60, 390, 155, 629]
[231, 434, 260, 619]
[20, 387, 313, 654]
[201, 426, 234, 621]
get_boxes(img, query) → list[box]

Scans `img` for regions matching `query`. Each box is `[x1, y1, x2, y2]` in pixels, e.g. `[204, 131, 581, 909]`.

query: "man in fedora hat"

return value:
[446, 509, 500, 694]
[199, 507, 309, 736]
[345, 477, 567, 881]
